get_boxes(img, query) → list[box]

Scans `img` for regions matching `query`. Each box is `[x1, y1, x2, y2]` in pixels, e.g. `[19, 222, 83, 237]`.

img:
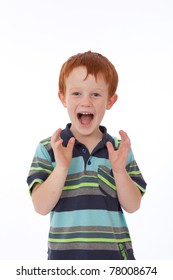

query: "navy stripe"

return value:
[53, 195, 122, 212]
[131, 176, 147, 190]
[27, 173, 49, 186]
[48, 249, 135, 260]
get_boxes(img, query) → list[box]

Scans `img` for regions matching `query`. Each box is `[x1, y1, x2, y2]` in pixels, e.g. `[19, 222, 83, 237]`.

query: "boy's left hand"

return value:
[106, 130, 130, 174]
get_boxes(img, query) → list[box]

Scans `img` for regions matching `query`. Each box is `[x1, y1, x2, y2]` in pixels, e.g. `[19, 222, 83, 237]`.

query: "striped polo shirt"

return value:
[27, 124, 146, 260]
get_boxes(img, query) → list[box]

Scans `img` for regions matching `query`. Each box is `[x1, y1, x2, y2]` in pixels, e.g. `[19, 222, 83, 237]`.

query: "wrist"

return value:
[53, 165, 69, 176]
[112, 169, 127, 179]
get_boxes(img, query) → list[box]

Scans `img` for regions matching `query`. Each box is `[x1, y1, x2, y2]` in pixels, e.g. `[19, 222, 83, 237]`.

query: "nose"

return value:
[81, 95, 92, 107]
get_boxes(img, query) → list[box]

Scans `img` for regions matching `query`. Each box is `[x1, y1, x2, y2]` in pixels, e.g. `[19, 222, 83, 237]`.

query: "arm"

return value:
[106, 130, 142, 213]
[31, 128, 75, 215]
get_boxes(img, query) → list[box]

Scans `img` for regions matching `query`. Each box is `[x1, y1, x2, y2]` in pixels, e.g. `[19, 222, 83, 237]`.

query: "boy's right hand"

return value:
[51, 128, 75, 169]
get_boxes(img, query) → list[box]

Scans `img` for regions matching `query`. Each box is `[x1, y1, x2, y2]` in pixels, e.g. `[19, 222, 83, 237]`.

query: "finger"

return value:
[106, 141, 115, 154]
[119, 130, 130, 143]
[51, 128, 63, 149]
[119, 130, 131, 151]
[67, 137, 75, 151]
[51, 128, 62, 144]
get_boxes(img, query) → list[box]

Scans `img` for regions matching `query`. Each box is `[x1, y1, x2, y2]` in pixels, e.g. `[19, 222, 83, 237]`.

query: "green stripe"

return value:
[128, 170, 141, 175]
[114, 137, 119, 149]
[29, 179, 43, 194]
[48, 237, 131, 243]
[30, 167, 52, 173]
[97, 174, 116, 190]
[41, 140, 51, 146]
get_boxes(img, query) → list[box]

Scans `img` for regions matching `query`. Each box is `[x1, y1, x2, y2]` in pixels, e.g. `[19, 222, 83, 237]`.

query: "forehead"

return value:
[66, 66, 108, 89]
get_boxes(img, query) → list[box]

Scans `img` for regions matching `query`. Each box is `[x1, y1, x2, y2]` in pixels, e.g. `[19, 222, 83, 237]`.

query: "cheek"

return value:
[97, 106, 107, 119]
[98, 101, 107, 111]
[66, 101, 77, 116]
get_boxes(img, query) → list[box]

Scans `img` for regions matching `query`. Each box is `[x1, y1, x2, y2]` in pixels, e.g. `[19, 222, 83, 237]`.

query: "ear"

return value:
[106, 93, 118, 110]
[58, 91, 67, 107]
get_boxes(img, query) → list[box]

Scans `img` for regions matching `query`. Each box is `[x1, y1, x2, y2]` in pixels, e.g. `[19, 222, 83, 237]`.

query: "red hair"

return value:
[59, 51, 118, 97]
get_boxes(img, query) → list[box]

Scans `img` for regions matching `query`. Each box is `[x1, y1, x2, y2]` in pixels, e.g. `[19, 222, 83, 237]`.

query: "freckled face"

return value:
[59, 66, 117, 139]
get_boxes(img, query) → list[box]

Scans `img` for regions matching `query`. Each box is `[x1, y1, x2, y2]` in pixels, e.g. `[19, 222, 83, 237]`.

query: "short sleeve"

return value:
[126, 148, 147, 194]
[27, 139, 54, 194]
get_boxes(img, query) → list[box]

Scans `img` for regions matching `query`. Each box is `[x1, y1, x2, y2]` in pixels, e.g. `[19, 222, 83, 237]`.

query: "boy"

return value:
[27, 51, 146, 260]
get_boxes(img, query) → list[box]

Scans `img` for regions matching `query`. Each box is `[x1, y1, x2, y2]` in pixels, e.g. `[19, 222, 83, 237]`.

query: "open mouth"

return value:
[77, 112, 94, 125]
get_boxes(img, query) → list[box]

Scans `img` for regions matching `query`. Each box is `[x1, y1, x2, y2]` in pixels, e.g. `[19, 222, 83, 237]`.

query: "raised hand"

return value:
[51, 128, 75, 169]
[106, 130, 131, 174]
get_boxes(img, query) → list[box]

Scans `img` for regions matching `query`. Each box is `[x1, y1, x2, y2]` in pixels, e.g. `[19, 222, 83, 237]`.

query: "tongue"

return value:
[80, 114, 93, 125]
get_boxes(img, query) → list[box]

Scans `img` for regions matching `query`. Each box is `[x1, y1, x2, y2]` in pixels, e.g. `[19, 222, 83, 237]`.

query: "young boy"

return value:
[27, 51, 146, 260]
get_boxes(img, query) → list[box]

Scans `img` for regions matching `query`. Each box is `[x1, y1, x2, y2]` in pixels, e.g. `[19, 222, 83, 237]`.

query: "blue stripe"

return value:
[68, 156, 112, 174]
[68, 157, 85, 174]
[35, 144, 52, 161]
[86, 157, 112, 172]
[50, 210, 127, 228]
[127, 149, 135, 165]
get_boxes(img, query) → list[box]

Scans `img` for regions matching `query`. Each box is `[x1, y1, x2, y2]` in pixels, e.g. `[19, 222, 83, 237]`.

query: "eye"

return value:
[72, 92, 81, 96]
[92, 92, 101, 97]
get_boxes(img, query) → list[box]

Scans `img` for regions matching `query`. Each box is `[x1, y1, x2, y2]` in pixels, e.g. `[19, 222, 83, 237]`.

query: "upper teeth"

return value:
[80, 112, 91, 115]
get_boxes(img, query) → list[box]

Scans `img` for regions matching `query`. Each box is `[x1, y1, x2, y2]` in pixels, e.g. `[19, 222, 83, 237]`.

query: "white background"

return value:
[0, 0, 173, 260]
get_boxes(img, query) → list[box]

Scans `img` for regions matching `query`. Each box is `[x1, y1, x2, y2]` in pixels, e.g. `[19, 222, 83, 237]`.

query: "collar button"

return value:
[82, 148, 87, 154]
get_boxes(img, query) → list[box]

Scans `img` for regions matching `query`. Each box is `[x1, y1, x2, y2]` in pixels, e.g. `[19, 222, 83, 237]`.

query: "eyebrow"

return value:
[69, 87, 105, 93]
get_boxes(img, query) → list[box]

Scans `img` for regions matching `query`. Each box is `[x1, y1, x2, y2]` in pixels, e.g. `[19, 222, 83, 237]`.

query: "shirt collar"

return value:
[60, 123, 115, 149]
